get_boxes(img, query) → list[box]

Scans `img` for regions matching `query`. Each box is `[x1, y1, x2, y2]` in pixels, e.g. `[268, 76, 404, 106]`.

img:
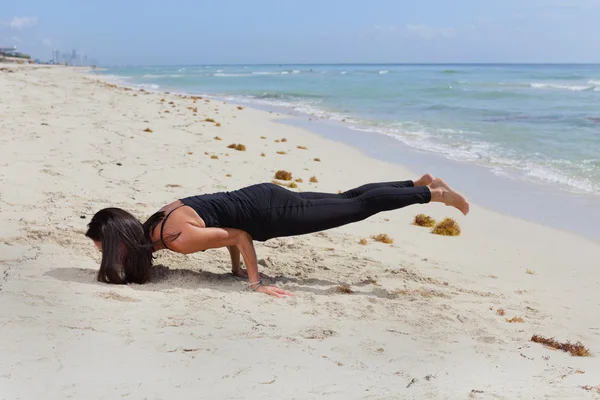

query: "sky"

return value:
[1, 0, 599, 65]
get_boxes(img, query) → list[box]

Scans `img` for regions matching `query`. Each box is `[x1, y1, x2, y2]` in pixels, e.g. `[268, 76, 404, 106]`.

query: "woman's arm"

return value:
[227, 246, 241, 274]
[236, 232, 293, 298]
[171, 224, 292, 297]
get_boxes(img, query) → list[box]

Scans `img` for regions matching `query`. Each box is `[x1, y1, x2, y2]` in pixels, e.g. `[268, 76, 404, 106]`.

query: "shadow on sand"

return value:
[45, 264, 393, 298]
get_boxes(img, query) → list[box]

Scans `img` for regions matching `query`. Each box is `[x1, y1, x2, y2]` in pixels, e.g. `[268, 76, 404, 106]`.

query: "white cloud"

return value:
[10, 16, 38, 30]
[42, 38, 52, 47]
[404, 24, 456, 40]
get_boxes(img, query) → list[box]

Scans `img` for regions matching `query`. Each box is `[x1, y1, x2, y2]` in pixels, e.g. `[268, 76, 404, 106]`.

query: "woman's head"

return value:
[85, 207, 154, 284]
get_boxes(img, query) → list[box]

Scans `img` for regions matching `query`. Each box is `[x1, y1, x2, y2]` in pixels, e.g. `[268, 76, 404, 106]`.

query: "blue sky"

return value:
[1, 0, 599, 65]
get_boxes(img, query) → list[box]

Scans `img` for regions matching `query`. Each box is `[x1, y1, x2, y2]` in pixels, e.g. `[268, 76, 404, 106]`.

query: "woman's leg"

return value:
[265, 180, 467, 239]
[297, 174, 434, 200]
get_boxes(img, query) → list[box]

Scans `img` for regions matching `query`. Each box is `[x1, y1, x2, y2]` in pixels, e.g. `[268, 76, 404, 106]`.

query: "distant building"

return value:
[0, 46, 18, 57]
[52, 49, 61, 64]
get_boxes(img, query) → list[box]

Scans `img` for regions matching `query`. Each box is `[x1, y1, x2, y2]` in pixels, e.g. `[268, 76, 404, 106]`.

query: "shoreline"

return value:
[282, 116, 600, 242]
[93, 65, 600, 200]
[2, 65, 600, 399]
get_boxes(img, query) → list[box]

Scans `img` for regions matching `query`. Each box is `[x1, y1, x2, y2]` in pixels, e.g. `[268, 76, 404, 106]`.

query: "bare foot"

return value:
[414, 173, 435, 187]
[429, 178, 470, 215]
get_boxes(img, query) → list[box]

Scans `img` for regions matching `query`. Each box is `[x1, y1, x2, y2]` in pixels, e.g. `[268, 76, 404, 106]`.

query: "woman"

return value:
[85, 174, 469, 297]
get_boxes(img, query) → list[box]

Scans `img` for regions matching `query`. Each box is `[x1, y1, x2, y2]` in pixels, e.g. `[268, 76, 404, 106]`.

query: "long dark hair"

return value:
[86, 208, 159, 284]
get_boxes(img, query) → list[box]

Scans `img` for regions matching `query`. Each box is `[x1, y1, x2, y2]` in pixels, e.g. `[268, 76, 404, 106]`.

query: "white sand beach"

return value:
[1, 65, 600, 399]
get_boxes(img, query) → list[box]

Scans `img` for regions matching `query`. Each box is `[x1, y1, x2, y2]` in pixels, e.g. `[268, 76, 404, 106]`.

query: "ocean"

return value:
[99, 64, 600, 197]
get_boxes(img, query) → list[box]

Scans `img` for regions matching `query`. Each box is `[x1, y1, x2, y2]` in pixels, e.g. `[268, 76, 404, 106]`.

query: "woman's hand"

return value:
[254, 285, 294, 298]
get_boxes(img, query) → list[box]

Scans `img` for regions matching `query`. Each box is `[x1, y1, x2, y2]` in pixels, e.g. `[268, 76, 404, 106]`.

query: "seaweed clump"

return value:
[335, 285, 353, 294]
[413, 214, 436, 227]
[227, 143, 246, 151]
[531, 335, 590, 357]
[309, 176, 319, 183]
[370, 233, 393, 244]
[275, 170, 293, 181]
[432, 218, 461, 236]
[143, 128, 153, 133]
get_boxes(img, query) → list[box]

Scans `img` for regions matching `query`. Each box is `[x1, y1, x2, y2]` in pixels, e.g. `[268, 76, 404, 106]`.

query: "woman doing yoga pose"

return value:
[85, 174, 469, 297]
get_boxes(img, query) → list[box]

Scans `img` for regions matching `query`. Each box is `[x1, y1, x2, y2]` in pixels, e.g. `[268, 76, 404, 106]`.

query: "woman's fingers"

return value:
[272, 287, 294, 296]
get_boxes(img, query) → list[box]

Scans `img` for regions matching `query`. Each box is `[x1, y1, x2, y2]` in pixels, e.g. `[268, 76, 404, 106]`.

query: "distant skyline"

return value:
[1, 0, 599, 65]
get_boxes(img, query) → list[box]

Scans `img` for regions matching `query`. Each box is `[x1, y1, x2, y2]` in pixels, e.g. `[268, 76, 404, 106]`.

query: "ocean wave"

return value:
[135, 83, 160, 90]
[340, 71, 347, 75]
[352, 123, 599, 194]
[442, 69, 462, 74]
[142, 74, 183, 79]
[530, 83, 595, 91]
[378, 70, 389, 74]
[213, 73, 254, 77]
[588, 80, 600, 85]
[252, 72, 280, 75]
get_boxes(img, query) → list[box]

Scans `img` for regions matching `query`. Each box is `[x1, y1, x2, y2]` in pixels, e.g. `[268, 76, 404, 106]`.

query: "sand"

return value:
[1, 64, 600, 400]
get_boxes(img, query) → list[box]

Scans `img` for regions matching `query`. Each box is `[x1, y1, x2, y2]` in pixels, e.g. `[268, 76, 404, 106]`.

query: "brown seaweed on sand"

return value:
[227, 143, 246, 151]
[309, 175, 319, 183]
[143, 128, 153, 133]
[531, 335, 590, 357]
[581, 386, 600, 394]
[275, 170, 293, 181]
[370, 233, 393, 244]
[432, 218, 461, 236]
[413, 214, 436, 227]
[335, 285, 353, 294]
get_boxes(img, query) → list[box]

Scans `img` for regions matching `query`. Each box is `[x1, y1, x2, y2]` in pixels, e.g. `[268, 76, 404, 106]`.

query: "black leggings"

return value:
[264, 180, 431, 239]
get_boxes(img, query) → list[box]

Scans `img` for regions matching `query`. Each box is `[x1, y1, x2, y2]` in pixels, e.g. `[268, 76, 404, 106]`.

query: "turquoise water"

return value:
[100, 64, 600, 195]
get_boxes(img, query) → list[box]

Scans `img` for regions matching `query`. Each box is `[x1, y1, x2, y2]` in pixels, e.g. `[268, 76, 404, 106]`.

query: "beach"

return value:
[1, 65, 600, 399]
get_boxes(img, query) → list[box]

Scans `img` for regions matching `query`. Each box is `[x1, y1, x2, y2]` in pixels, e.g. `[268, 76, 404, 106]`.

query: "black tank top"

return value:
[174, 184, 273, 241]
